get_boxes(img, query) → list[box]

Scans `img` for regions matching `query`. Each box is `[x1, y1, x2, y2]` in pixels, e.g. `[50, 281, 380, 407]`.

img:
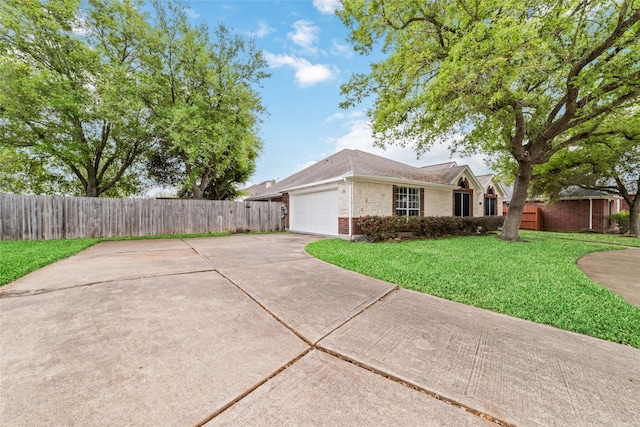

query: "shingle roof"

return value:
[558, 185, 619, 198]
[476, 174, 493, 188]
[242, 181, 276, 197]
[502, 183, 621, 202]
[421, 162, 468, 184]
[248, 149, 448, 199]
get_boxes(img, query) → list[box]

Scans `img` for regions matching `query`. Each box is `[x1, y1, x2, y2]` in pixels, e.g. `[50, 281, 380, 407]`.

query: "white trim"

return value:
[252, 172, 458, 200]
[287, 182, 339, 196]
[348, 174, 457, 190]
[589, 197, 593, 230]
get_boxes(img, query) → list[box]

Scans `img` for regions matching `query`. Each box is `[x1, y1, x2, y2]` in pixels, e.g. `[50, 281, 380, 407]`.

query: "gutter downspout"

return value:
[589, 197, 593, 230]
[344, 177, 353, 240]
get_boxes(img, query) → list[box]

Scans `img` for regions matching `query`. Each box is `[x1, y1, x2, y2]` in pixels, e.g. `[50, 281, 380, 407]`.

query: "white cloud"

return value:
[313, 0, 342, 14]
[264, 52, 336, 87]
[325, 112, 345, 123]
[185, 8, 200, 19]
[331, 39, 353, 58]
[288, 20, 320, 54]
[253, 21, 275, 38]
[328, 115, 491, 174]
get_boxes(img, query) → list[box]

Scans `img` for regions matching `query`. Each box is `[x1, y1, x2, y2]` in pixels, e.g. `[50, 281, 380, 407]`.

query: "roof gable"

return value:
[476, 174, 507, 198]
[421, 162, 469, 184]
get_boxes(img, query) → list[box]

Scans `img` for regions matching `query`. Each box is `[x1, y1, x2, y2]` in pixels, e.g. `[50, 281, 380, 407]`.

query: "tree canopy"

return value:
[0, 0, 267, 199]
[146, 7, 267, 200]
[338, 0, 640, 240]
[0, 0, 155, 197]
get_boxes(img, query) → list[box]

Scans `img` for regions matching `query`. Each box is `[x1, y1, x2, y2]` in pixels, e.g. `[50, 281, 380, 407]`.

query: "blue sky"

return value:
[186, 0, 491, 187]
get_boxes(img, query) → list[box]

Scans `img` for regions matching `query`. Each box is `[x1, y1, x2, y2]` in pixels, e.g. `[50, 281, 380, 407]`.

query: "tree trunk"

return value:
[85, 170, 99, 197]
[191, 183, 203, 199]
[501, 160, 535, 241]
[629, 197, 639, 237]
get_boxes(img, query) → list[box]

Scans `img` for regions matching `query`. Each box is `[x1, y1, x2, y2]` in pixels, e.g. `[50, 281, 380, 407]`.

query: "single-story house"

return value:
[503, 185, 628, 232]
[247, 149, 506, 239]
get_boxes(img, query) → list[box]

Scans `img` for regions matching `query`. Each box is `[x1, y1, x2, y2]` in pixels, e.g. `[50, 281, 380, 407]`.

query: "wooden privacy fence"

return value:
[0, 194, 282, 240]
[503, 204, 542, 231]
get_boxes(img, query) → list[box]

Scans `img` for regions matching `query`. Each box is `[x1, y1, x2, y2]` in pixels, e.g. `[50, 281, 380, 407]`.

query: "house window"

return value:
[454, 192, 471, 217]
[485, 197, 497, 216]
[484, 186, 497, 216]
[396, 187, 420, 217]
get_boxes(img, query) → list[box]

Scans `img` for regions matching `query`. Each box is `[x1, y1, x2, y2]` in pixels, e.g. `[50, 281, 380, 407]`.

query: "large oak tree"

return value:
[0, 0, 155, 197]
[338, 0, 640, 240]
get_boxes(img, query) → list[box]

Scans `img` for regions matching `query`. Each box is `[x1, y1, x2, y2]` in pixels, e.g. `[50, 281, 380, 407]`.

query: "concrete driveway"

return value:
[1, 234, 639, 426]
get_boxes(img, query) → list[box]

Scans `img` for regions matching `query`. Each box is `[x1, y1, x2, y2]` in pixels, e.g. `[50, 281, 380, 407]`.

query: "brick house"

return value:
[503, 185, 626, 232]
[247, 149, 506, 239]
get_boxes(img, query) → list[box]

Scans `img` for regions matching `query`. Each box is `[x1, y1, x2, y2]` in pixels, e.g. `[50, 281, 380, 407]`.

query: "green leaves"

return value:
[0, 0, 154, 197]
[146, 9, 268, 199]
[0, 0, 267, 199]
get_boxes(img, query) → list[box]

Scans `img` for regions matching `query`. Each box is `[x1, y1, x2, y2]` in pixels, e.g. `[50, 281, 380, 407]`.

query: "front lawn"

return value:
[519, 230, 640, 247]
[0, 238, 100, 286]
[306, 232, 640, 349]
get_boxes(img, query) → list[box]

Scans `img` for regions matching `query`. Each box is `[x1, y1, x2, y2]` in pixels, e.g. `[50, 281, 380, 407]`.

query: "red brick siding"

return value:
[527, 199, 614, 232]
[338, 217, 363, 235]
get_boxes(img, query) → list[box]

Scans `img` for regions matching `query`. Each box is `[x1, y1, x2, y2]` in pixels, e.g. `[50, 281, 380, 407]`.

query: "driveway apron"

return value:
[1, 234, 639, 426]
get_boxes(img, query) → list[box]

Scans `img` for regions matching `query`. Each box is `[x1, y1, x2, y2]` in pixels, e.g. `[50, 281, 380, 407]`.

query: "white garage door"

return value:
[290, 189, 339, 236]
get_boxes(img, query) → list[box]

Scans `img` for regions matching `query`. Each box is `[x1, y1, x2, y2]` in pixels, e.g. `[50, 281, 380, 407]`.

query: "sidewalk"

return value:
[578, 247, 640, 306]
[1, 234, 639, 426]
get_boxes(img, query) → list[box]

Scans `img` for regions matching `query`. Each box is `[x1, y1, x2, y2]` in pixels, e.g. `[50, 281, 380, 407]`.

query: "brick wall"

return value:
[527, 199, 615, 232]
[338, 217, 363, 236]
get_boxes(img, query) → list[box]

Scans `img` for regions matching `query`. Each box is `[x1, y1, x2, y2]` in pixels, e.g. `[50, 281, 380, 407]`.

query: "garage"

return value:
[289, 188, 339, 236]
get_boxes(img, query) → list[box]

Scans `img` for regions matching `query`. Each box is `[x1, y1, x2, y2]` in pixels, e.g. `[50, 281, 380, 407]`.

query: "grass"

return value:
[520, 230, 640, 247]
[0, 232, 232, 286]
[306, 232, 640, 349]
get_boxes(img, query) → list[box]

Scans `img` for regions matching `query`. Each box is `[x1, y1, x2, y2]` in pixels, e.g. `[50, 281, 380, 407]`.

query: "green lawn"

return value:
[0, 232, 231, 286]
[306, 232, 640, 349]
[520, 230, 640, 247]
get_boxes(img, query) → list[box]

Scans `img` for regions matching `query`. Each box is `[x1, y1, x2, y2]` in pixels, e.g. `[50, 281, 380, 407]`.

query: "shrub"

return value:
[357, 215, 504, 242]
[610, 210, 639, 234]
[356, 216, 403, 242]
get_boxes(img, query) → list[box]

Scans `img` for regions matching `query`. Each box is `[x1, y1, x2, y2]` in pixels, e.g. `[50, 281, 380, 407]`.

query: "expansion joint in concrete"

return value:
[0, 269, 217, 299]
[195, 347, 313, 427]
[315, 346, 516, 427]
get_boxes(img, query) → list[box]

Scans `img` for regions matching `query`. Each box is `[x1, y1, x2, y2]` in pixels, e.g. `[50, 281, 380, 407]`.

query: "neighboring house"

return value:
[503, 185, 627, 232]
[248, 149, 505, 239]
[239, 180, 277, 201]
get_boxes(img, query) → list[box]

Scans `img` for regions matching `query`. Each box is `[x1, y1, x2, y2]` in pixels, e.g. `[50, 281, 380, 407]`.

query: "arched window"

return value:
[484, 186, 497, 216]
[458, 178, 468, 189]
